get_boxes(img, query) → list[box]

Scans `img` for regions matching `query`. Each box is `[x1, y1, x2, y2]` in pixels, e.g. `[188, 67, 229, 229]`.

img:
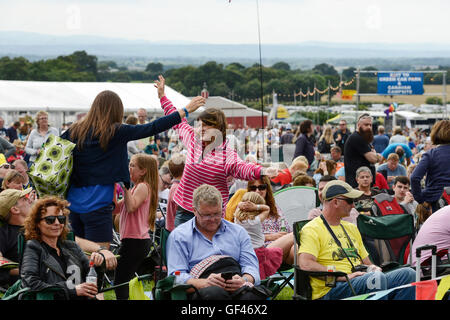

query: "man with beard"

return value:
[344, 114, 382, 188]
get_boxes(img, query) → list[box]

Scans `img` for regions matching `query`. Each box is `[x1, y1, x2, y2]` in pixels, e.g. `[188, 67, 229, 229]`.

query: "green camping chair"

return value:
[2, 232, 77, 300]
[2, 231, 116, 300]
[154, 227, 284, 300]
[358, 214, 450, 280]
[356, 214, 415, 272]
[292, 219, 356, 300]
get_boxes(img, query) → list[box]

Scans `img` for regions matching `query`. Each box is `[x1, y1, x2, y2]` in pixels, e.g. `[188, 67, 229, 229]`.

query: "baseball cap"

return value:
[0, 188, 33, 220]
[322, 180, 363, 201]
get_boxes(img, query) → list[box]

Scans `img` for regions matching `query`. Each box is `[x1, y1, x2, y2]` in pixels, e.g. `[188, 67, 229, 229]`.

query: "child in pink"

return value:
[114, 154, 159, 300]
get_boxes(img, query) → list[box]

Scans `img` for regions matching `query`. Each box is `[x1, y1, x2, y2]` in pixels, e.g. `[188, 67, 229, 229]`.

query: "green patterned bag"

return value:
[29, 134, 75, 198]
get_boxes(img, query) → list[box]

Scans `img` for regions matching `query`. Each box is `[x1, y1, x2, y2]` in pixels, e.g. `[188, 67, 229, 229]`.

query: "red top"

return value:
[374, 172, 389, 190]
[271, 168, 292, 187]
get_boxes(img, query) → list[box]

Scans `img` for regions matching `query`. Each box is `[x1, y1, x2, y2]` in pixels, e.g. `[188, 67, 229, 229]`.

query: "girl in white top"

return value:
[234, 192, 283, 280]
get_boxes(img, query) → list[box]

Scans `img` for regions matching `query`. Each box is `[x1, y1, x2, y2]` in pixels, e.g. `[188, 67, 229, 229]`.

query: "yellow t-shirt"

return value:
[225, 189, 247, 222]
[298, 216, 369, 300]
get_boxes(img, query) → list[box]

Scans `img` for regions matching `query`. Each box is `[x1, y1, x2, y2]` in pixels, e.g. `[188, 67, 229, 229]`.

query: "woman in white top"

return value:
[25, 111, 59, 164]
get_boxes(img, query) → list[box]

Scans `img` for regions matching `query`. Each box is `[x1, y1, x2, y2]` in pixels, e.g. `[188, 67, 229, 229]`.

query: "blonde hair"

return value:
[130, 154, 159, 231]
[319, 126, 334, 145]
[2, 169, 25, 190]
[35, 111, 49, 130]
[290, 155, 309, 171]
[234, 191, 266, 223]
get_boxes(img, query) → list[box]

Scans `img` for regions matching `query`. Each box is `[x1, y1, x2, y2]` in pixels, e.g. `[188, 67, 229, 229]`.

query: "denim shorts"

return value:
[69, 203, 114, 243]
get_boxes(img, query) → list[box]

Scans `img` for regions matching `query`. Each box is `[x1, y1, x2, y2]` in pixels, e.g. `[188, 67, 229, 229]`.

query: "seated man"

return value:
[381, 143, 413, 167]
[330, 146, 344, 172]
[0, 189, 117, 289]
[298, 180, 416, 300]
[308, 175, 359, 225]
[166, 184, 264, 300]
[377, 153, 407, 189]
[0, 188, 33, 287]
[354, 166, 383, 215]
[392, 176, 418, 217]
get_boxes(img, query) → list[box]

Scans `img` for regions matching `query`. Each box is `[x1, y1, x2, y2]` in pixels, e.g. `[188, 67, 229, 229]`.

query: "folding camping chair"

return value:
[273, 186, 319, 228]
[271, 186, 319, 295]
[356, 214, 415, 272]
[2, 231, 120, 300]
[153, 227, 284, 300]
[2, 232, 78, 300]
[292, 219, 355, 300]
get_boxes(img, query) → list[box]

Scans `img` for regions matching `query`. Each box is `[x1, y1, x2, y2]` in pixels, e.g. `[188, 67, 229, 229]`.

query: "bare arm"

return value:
[364, 151, 382, 164]
[75, 236, 118, 270]
[298, 252, 328, 272]
[123, 183, 149, 213]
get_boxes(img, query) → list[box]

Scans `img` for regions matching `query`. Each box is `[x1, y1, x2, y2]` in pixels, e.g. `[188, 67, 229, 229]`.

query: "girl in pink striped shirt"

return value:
[154, 75, 278, 227]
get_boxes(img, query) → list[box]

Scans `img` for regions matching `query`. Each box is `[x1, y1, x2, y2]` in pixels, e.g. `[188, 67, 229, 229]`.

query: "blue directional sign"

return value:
[377, 72, 424, 95]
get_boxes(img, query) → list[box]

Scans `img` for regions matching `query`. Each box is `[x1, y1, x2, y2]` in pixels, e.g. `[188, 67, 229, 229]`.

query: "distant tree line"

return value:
[0, 50, 449, 108]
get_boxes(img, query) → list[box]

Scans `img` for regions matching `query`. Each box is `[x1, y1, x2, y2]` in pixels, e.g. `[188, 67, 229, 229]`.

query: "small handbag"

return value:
[28, 134, 75, 198]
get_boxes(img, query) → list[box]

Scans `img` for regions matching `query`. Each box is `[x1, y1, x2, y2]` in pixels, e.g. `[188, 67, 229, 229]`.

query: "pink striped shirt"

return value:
[160, 96, 262, 214]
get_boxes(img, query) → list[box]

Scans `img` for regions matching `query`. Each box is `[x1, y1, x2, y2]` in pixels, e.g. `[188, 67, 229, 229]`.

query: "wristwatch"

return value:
[96, 246, 107, 253]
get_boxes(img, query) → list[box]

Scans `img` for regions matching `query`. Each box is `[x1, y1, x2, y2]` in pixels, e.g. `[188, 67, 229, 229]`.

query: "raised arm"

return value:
[155, 75, 205, 146]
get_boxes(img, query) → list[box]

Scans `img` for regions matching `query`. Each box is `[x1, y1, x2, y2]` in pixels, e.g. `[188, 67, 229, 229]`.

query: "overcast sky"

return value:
[1, 0, 449, 44]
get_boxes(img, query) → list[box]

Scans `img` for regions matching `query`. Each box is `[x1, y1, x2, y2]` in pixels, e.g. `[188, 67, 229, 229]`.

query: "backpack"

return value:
[371, 193, 408, 217]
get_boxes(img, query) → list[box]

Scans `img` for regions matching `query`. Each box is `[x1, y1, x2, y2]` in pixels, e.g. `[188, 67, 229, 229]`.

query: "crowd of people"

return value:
[0, 78, 449, 300]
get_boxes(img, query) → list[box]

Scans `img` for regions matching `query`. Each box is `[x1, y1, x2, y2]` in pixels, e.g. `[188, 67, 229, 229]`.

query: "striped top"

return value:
[160, 96, 262, 214]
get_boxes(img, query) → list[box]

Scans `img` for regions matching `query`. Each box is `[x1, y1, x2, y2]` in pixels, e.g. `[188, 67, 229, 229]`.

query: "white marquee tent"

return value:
[0, 80, 201, 129]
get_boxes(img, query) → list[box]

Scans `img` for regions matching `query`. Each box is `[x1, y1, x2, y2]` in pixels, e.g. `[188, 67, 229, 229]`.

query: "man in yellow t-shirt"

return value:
[298, 180, 416, 300]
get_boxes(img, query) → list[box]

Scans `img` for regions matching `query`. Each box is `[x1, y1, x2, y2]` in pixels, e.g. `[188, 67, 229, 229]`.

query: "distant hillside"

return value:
[2, 31, 450, 69]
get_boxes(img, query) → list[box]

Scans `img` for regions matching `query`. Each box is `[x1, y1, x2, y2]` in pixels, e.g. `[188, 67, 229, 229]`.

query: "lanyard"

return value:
[320, 215, 364, 269]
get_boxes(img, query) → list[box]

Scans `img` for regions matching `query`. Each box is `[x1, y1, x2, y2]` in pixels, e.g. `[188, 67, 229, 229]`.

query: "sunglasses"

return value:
[0, 164, 15, 169]
[249, 184, 268, 191]
[335, 197, 354, 205]
[40, 215, 67, 225]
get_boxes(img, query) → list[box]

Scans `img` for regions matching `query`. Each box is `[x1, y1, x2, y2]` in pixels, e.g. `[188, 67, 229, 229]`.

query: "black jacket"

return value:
[20, 239, 91, 299]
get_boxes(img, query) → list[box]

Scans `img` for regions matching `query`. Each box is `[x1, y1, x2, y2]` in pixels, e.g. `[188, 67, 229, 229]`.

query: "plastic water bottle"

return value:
[86, 261, 97, 284]
[280, 220, 287, 232]
[174, 270, 181, 285]
[325, 265, 336, 287]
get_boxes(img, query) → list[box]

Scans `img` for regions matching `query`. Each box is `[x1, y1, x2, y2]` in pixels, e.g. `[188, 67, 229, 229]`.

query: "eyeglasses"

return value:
[160, 175, 172, 188]
[249, 184, 268, 191]
[40, 215, 66, 225]
[0, 164, 15, 169]
[195, 210, 222, 220]
[335, 197, 354, 205]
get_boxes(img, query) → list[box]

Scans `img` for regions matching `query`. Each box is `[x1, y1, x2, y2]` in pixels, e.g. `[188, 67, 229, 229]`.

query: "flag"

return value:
[436, 275, 450, 300]
[413, 279, 437, 300]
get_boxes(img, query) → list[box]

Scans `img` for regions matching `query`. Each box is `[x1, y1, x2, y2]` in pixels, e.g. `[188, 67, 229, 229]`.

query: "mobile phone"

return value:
[221, 271, 234, 280]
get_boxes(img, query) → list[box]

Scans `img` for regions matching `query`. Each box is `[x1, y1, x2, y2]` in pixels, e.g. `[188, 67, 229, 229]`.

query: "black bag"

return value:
[199, 257, 241, 279]
[195, 257, 271, 300]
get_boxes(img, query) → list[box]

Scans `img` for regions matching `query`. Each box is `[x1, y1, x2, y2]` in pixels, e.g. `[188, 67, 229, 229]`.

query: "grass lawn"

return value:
[103, 279, 294, 300]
